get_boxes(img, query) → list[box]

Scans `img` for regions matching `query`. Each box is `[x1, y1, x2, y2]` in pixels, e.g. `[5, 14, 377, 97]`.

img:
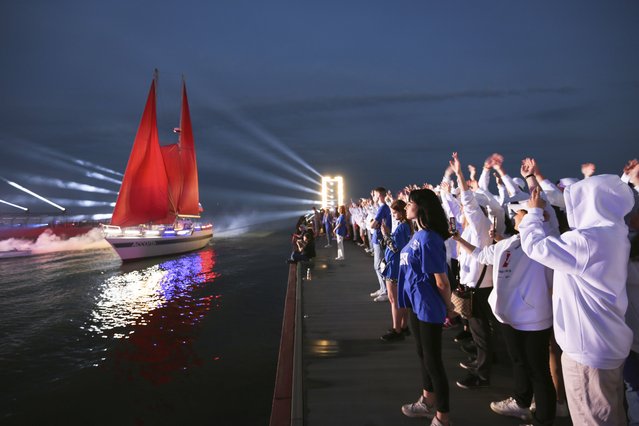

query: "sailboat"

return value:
[103, 72, 213, 261]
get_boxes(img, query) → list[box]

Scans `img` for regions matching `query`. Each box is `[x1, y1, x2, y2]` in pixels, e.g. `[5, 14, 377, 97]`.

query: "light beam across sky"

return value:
[1, 177, 67, 211]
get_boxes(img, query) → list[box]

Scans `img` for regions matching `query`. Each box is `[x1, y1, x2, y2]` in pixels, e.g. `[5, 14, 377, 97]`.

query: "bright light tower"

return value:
[321, 175, 344, 209]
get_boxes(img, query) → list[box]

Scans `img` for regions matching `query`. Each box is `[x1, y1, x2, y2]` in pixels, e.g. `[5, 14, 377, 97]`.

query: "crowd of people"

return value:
[297, 153, 639, 426]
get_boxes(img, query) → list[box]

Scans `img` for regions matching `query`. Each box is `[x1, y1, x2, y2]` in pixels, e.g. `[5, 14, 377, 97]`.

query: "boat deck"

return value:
[275, 240, 574, 426]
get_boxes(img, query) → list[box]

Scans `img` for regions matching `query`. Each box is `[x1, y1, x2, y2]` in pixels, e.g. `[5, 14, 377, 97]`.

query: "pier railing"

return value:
[269, 262, 304, 426]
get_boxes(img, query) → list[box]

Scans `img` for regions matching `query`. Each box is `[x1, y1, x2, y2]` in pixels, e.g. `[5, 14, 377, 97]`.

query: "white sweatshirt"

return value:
[458, 190, 493, 288]
[472, 235, 553, 331]
[628, 260, 639, 354]
[519, 174, 635, 369]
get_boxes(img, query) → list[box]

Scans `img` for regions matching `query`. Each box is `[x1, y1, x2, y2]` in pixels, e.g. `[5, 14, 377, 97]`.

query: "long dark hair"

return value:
[409, 189, 450, 240]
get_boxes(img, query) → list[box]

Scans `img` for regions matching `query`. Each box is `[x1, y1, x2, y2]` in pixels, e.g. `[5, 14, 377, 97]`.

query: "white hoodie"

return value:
[458, 190, 493, 288]
[519, 174, 635, 369]
[472, 234, 553, 331]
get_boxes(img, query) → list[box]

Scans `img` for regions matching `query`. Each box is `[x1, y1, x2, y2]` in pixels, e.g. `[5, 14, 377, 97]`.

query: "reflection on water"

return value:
[88, 249, 220, 384]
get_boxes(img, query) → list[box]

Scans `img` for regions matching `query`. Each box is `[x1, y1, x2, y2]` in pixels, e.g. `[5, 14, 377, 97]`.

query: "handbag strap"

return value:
[475, 264, 488, 289]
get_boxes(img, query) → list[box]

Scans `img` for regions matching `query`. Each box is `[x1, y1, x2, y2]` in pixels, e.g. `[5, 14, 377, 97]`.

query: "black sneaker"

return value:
[459, 359, 478, 371]
[456, 373, 489, 389]
[381, 330, 405, 342]
[401, 327, 411, 337]
[453, 330, 472, 343]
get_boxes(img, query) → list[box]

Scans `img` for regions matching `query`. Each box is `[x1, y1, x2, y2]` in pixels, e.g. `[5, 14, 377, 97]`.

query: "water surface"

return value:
[0, 232, 289, 425]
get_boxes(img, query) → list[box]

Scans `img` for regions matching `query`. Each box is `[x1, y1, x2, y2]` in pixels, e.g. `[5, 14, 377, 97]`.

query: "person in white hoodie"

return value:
[453, 199, 556, 426]
[518, 175, 635, 426]
[448, 152, 496, 389]
[622, 159, 639, 426]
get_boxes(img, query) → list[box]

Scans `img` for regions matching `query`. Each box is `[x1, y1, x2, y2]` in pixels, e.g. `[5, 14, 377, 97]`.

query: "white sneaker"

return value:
[370, 289, 382, 297]
[335, 256, 344, 260]
[324, 244, 331, 248]
[401, 395, 434, 418]
[373, 294, 389, 302]
[490, 397, 532, 420]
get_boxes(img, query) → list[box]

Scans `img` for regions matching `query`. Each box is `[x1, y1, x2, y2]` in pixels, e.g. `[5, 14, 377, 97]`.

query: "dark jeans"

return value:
[468, 286, 496, 380]
[501, 324, 556, 426]
[409, 311, 449, 413]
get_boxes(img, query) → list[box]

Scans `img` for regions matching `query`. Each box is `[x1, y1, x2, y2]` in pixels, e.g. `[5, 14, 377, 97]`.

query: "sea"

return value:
[0, 231, 290, 425]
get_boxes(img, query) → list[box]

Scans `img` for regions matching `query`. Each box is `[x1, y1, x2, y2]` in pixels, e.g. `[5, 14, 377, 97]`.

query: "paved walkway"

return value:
[300, 240, 573, 426]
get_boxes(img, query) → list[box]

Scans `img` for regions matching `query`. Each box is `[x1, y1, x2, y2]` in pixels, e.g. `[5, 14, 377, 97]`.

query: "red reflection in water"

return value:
[111, 249, 221, 385]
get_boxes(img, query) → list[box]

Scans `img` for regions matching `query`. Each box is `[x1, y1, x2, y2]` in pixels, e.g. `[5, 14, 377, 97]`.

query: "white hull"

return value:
[105, 228, 213, 261]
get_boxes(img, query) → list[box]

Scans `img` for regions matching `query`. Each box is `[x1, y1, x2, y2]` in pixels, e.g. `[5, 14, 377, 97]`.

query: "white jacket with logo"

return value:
[472, 234, 553, 331]
[519, 174, 635, 369]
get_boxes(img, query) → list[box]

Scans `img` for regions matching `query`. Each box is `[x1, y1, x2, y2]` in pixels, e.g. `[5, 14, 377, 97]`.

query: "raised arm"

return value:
[520, 157, 540, 192]
[518, 187, 582, 273]
[477, 156, 493, 192]
[449, 152, 469, 192]
[532, 158, 565, 209]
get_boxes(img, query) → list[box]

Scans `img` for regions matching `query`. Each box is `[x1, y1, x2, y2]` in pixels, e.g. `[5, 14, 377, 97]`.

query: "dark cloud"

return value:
[524, 105, 595, 123]
[240, 86, 579, 117]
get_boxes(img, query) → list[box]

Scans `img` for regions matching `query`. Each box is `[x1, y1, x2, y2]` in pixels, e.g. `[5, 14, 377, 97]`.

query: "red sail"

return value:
[176, 81, 201, 216]
[111, 80, 171, 227]
[160, 143, 181, 218]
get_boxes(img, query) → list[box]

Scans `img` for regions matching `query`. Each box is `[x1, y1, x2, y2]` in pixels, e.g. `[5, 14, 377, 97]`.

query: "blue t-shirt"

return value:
[372, 203, 391, 245]
[397, 229, 448, 324]
[383, 221, 411, 281]
[335, 214, 347, 236]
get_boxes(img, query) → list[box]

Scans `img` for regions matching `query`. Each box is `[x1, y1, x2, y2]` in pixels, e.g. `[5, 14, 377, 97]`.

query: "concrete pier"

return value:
[272, 240, 574, 426]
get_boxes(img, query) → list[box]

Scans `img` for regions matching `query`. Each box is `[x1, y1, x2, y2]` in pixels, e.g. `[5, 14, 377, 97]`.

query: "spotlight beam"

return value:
[45, 198, 116, 208]
[73, 159, 123, 177]
[85, 172, 122, 186]
[210, 188, 320, 205]
[234, 115, 322, 177]
[18, 175, 118, 194]
[0, 199, 29, 211]
[198, 151, 322, 196]
[230, 140, 321, 187]
[215, 104, 321, 178]
[1, 177, 66, 212]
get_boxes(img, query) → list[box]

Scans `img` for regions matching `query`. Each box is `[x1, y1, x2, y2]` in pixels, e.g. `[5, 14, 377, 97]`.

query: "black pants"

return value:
[501, 324, 556, 426]
[409, 311, 449, 413]
[468, 286, 496, 380]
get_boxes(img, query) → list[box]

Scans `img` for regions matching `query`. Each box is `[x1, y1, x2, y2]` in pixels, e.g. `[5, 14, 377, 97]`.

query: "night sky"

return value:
[1, 1, 638, 230]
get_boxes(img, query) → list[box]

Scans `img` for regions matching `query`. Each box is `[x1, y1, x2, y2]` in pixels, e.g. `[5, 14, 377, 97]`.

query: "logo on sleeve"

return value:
[400, 252, 409, 266]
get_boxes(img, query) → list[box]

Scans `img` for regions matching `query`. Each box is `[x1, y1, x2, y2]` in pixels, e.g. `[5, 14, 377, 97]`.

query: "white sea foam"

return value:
[0, 227, 110, 255]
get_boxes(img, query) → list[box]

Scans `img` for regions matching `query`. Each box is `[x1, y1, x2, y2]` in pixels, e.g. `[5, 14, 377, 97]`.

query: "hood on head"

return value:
[564, 174, 634, 229]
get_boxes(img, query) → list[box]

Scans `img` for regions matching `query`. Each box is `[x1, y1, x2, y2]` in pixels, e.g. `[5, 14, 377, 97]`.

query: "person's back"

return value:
[519, 174, 635, 425]
[522, 175, 634, 368]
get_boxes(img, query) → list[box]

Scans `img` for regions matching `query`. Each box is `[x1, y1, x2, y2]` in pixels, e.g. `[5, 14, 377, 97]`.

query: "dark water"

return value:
[0, 232, 289, 425]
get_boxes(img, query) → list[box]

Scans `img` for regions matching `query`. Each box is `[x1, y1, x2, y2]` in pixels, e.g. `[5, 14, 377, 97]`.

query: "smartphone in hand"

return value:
[449, 217, 457, 233]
